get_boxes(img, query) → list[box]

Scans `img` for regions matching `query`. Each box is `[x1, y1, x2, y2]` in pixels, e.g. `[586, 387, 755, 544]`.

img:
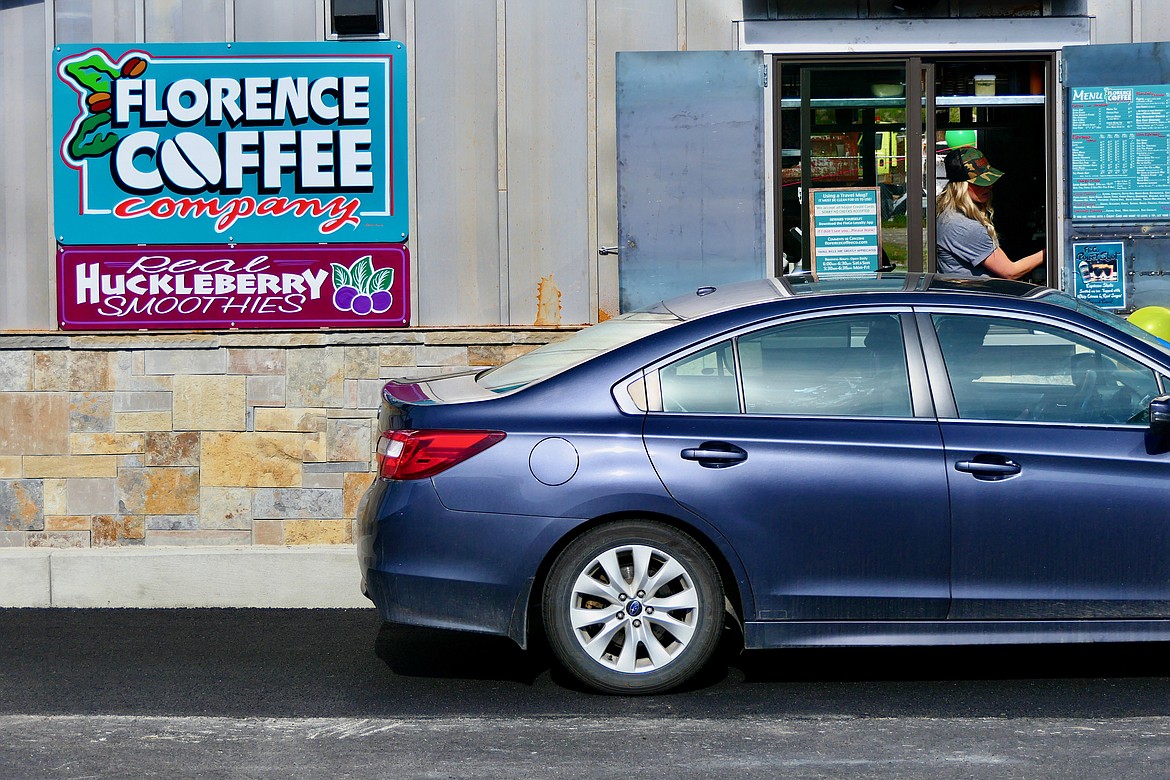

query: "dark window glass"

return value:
[331, 0, 384, 37]
[737, 313, 911, 417]
[932, 313, 1161, 424]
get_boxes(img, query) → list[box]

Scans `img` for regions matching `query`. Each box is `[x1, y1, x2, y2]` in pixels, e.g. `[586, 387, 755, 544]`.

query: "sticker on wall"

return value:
[1072, 240, 1126, 310]
[57, 244, 410, 330]
[53, 42, 408, 245]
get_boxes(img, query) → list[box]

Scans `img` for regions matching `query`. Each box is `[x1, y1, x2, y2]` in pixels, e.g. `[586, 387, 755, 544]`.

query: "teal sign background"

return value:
[1072, 241, 1127, 310]
[1069, 84, 1170, 221]
[810, 188, 881, 275]
[53, 42, 408, 245]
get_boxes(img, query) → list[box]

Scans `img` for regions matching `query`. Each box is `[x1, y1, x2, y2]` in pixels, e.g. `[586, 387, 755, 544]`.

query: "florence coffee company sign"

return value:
[52, 42, 410, 329]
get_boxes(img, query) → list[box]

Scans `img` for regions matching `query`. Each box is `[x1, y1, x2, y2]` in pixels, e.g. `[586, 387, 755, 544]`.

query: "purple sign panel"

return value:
[58, 244, 409, 330]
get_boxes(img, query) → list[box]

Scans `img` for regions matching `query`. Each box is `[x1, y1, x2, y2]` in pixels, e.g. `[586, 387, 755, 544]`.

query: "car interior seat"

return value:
[1069, 352, 1105, 421]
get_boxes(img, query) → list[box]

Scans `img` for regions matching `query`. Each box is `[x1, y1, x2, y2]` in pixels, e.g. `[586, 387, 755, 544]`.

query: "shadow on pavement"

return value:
[2, 608, 1169, 720]
[374, 621, 548, 685]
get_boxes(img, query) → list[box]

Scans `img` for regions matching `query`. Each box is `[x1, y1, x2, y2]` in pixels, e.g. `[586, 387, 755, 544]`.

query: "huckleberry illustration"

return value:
[331, 256, 394, 315]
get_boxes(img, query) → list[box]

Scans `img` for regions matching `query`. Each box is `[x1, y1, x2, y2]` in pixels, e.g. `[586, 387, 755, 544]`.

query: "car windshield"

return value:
[1040, 289, 1170, 358]
[476, 310, 683, 392]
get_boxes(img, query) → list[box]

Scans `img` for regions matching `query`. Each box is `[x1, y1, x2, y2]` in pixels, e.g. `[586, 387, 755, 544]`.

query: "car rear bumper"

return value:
[357, 477, 584, 646]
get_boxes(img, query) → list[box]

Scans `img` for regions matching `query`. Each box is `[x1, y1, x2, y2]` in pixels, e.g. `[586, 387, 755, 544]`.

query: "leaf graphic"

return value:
[331, 262, 352, 289]
[350, 256, 375, 294]
[64, 54, 120, 93]
[67, 112, 117, 160]
[370, 268, 395, 292]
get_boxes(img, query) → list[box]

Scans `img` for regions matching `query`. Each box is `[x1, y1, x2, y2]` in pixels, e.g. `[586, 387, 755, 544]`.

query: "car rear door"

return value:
[642, 308, 951, 622]
[921, 309, 1170, 619]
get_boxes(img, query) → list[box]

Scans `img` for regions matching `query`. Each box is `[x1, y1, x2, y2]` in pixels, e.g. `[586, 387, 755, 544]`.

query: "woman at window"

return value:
[935, 147, 1045, 280]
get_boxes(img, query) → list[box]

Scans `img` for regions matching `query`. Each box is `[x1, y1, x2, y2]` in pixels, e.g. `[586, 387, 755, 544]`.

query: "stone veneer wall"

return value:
[0, 328, 569, 550]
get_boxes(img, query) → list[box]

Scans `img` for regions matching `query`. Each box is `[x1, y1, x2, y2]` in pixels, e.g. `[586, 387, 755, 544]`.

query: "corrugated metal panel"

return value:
[1138, 0, 1170, 43]
[686, 0, 739, 51]
[504, 0, 591, 326]
[54, 0, 140, 43]
[234, 0, 317, 41]
[1089, 0, 1135, 44]
[411, 0, 503, 326]
[145, 0, 227, 42]
[1, 1, 52, 329]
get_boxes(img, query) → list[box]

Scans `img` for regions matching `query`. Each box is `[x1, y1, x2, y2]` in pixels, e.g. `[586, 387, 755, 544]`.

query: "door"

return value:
[615, 51, 767, 312]
[923, 310, 1170, 618]
[643, 310, 951, 621]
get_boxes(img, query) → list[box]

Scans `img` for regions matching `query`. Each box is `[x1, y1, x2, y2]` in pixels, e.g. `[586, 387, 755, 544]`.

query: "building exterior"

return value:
[2, 0, 1168, 607]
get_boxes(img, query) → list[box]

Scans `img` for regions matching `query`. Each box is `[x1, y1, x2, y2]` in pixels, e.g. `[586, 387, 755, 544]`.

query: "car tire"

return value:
[542, 520, 725, 695]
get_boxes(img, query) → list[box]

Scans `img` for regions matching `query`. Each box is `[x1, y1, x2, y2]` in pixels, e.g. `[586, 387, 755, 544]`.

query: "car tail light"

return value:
[375, 429, 506, 480]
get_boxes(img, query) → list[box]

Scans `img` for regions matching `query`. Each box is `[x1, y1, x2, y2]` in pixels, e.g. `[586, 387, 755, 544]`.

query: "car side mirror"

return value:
[1145, 395, 1170, 454]
[1150, 395, 1170, 436]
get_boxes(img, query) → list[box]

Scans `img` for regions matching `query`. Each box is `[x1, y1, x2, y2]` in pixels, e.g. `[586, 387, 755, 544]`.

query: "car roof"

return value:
[659, 273, 1049, 320]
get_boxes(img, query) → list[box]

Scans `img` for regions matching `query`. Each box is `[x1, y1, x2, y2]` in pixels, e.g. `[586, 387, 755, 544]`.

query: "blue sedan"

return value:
[357, 274, 1170, 694]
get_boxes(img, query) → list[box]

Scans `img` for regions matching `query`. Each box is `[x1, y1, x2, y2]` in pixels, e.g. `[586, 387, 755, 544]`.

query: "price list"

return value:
[1070, 84, 1170, 220]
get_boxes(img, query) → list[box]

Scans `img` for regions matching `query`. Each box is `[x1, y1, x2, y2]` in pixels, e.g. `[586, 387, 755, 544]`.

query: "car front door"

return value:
[643, 309, 951, 622]
[923, 310, 1170, 619]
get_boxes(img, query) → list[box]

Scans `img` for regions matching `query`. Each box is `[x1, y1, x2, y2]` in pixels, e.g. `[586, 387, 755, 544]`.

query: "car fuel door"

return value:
[642, 310, 951, 622]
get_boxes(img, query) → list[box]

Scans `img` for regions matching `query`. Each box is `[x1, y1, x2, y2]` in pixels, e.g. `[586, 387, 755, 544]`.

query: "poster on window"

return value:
[52, 41, 407, 245]
[1072, 241, 1126, 310]
[808, 188, 883, 276]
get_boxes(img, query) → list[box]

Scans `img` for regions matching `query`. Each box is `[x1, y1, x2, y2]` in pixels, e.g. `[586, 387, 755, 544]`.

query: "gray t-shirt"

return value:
[936, 208, 997, 276]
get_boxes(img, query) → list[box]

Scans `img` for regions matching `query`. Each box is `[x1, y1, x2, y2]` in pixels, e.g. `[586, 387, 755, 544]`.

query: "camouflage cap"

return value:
[944, 147, 1004, 187]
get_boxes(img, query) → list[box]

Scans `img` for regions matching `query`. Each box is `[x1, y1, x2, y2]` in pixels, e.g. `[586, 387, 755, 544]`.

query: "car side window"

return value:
[737, 313, 912, 417]
[659, 340, 739, 413]
[932, 313, 1162, 424]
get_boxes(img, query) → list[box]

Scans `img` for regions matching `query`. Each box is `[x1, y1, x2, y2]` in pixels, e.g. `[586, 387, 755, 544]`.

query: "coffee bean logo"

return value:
[158, 133, 223, 190]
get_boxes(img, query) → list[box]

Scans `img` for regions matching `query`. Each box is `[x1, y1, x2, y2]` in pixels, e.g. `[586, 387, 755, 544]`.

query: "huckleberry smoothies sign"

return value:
[53, 42, 407, 245]
[57, 245, 409, 329]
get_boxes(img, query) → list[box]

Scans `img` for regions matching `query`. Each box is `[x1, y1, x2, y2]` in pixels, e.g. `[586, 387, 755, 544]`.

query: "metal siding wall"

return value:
[595, 0, 677, 321]
[1088, 0, 1134, 43]
[54, 0, 140, 42]
[505, 0, 591, 326]
[686, 0, 739, 51]
[411, 1, 502, 326]
[1138, 0, 1170, 43]
[0, 1, 52, 329]
[234, 0, 318, 41]
[145, 0, 226, 41]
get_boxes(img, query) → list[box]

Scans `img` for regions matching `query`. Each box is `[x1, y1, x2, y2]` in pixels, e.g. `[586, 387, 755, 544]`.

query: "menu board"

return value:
[808, 188, 882, 275]
[1069, 84, 1170, 221]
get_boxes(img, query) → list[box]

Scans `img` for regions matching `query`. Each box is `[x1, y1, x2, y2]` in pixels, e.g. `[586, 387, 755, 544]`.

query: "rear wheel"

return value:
[542, 520, 724, 694]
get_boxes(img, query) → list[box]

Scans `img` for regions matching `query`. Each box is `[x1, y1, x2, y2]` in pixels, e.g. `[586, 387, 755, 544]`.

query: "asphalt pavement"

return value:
[2, 608, 1170, 778]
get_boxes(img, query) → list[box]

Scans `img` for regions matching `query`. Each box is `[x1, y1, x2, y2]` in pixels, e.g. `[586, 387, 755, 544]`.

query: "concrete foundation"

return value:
[0, 546, 373, 609]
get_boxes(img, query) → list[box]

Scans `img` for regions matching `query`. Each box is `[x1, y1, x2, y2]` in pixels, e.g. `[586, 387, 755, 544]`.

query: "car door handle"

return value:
[954, 459, 1021, 478]
[681, 444, 748, 467]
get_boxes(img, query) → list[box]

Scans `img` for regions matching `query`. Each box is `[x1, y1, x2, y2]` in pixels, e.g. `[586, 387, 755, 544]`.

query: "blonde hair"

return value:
[937, 180, 997, 244]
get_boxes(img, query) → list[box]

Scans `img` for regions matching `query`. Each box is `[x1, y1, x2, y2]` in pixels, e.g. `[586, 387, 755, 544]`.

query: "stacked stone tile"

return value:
[0, 330, 560, 549]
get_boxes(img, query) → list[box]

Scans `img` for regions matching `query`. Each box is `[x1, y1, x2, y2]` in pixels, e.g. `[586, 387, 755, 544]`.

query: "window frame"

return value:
[915, 306, 1169, 425]
[631, 305, 931, 419]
